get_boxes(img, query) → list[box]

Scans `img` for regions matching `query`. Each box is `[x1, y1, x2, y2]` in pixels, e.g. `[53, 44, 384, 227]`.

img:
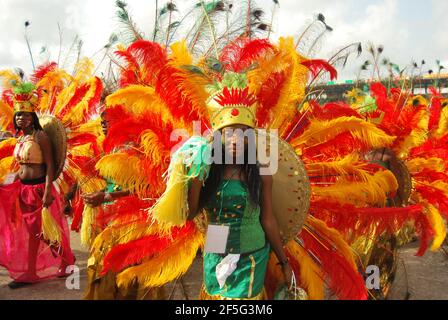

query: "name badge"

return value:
[2, 173, 16, 185]
[204, 224, 230, 254]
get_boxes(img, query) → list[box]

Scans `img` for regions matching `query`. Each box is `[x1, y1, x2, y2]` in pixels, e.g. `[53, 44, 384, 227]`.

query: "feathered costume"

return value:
[77, 31, 445, 300]
[0, 60, 103, 283]
[10, 1, 432, 300]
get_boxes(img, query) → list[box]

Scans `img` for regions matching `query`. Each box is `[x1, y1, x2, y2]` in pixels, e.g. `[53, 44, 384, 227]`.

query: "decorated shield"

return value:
[39, 115, 67, 181]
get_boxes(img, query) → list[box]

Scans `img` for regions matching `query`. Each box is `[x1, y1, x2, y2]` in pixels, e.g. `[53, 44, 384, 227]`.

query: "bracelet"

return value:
[104, 192, 113, 202]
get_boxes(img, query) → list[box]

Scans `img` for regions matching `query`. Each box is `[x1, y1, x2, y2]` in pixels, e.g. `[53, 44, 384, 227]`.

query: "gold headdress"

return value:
[207, 86, 257, 130]
[12, 82, 38, 113]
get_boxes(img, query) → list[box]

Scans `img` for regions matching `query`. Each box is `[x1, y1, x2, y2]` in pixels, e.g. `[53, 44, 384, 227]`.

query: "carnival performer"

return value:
[185, 92, 294, 299]
[80, 110, 157, 300]
[0, 83, 75, 289]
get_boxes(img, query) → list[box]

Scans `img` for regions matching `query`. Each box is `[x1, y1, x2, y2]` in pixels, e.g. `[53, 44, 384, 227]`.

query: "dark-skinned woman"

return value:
[0, 84, 75, 289]
[154, 85, 293, 300]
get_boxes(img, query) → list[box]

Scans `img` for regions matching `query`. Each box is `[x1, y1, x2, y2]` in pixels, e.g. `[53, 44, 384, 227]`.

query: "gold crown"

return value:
[12, 83, 38, 113]
[207, 87, 257, 131]
[13, 97, 37, 113]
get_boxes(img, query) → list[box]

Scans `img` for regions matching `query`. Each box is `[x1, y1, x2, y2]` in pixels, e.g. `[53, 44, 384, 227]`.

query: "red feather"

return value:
[94, 196, 151, 229]
[410, 135, 448, 160]
[299, 227, 368, 300]
[116, 40, 167, 87]
[0, 141, 15, 159]
[31, 62, 58, 83]
[58, 84, 90, 119]
[103, 111, 175, 155]
[310, 200, 434, 256]
[220, 37, 274, 73]
[256, 71, 286, 128]
[68, 133, 101, 157]
[302, 132, 369, 160]
[102, 105, 130, 127]
[415, 186, 448, 219]
[69, 155, 99, 176]
[2, 90, 14, 107]
[155, 65, 206, 124]
[70, 198, 84, 232]
[413, 170, 448, 184]
[428, 95, 442, 131]
[301, 59, 337, 80]
[317, 102, 362, 120]
[101, 221, 196, 275]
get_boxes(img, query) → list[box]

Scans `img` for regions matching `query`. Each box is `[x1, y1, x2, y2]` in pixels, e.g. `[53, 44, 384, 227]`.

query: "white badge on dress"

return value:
[204, 224, 230, 254]
[2, 173, 16, 185]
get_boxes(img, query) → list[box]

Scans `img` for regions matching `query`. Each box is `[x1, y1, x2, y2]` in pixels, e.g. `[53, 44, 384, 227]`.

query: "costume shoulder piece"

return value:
[39, 115, 67, 181]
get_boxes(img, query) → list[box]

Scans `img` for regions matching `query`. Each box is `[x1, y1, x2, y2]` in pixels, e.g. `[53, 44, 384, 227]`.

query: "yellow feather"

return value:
[95, 153, 154, 198]
[250, 37, 308, 133]
[167, 41, 211, 122]
[116, 227, 204, 289]
[70, 117, 104, 139]
[41, 207, 62, 244]
[140, 130, 170, 165]
[73, 57, 95, 82]
[81, 206, 97, 247]
[396, 110, 429, 158]
[414, 194, 447, 251]
[425, 204, 447, 251]
[52, 81, 78, 115]
[285, 241, 325, 300]
[248, 50, 290, 95]
[306, 153, 373, 182]
[106, 85, 171, 120]
[150, 157, 189, 232]
[432, 181, 448, 194]
[36, 70, 73, 113]
[406, 157, 446, 174]
[0, 156, 14, 182]
[0, 100, 13, 130]
[313, 170, 398, 207]
[66, 165, 106, 195]
[168, 40, 193, 67]
[0, 70, 22, 89]
[292, 116, 396, 150]
[61, 77, 100, 127]
[435, 107, 448, 138]
[0, 137, 17, 150]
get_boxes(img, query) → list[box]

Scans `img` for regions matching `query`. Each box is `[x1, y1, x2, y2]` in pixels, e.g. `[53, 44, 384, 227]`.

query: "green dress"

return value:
[203, 179, 270, 299]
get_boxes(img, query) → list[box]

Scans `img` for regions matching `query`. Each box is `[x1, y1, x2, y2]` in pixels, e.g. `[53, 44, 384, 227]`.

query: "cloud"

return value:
[0, 0, 446, 81]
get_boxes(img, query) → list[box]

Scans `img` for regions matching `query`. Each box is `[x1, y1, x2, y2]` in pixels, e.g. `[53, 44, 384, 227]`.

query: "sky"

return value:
[0, 0, 447, 81]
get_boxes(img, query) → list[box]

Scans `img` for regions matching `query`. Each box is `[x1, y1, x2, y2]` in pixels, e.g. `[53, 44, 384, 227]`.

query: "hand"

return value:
[42, 192, 55, 208]
[81, 192, 106, 207]
[281, 263, 294, 290]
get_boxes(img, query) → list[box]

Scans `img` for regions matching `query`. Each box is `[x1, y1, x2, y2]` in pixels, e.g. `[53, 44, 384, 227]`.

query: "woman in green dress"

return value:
[187, 122, 293, 300]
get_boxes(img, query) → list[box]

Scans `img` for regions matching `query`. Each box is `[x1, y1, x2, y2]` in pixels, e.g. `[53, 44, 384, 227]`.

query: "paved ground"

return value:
[1, 230, 447, 300]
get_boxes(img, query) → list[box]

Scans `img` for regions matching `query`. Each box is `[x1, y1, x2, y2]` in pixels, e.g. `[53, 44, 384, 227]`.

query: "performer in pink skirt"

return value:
[0, 83, 75, 289]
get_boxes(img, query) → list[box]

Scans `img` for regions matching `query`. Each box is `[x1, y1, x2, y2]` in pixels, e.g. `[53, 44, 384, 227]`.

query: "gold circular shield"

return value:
[256, 129, 311, 243]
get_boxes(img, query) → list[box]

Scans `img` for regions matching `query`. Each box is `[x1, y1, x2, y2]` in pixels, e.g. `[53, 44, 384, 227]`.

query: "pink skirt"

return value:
[0, 180, 75, 283]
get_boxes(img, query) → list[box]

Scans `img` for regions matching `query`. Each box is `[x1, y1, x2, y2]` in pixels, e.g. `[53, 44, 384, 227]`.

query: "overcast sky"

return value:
[0, 0, 447, 81]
